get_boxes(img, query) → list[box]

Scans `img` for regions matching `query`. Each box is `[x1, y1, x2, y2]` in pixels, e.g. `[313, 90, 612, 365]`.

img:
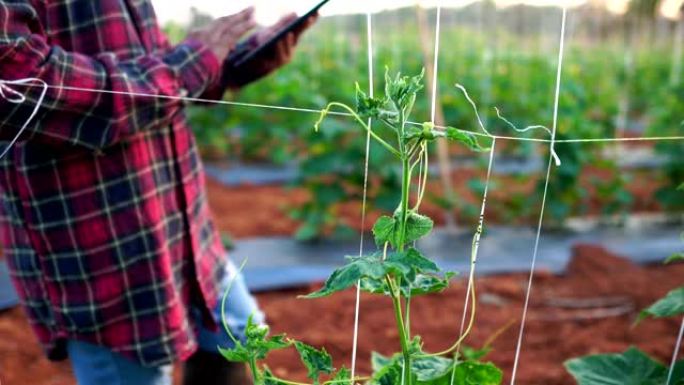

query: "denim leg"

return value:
[196, 260, 264, 353]
[67, 340, 172, 385]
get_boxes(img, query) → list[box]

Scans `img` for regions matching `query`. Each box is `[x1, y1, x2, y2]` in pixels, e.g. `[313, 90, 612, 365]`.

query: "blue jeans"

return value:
[67, 262, 263, 385]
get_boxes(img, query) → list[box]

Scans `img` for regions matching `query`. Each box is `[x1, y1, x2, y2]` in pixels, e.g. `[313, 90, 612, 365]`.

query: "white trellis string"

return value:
[450, 138, 497, 385]
[349, 12, 374, 385]
[455, 84, 561, 166]
[0, 78, 49, 160]
[430, 6, 442, 124]
[1, 82, 683, 145]
[668, 317, 684, 385]
[510, 6, 568, 384]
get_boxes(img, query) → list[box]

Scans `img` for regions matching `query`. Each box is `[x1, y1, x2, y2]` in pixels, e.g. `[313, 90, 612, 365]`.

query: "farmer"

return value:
[0, 1, 316, 384]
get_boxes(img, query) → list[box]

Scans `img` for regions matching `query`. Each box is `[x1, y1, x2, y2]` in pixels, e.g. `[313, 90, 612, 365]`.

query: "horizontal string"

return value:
[1, 82, 682, 145]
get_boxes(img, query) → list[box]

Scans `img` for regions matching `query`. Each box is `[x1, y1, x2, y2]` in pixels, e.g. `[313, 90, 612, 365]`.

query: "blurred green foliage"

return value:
[167, 5, 683, 239]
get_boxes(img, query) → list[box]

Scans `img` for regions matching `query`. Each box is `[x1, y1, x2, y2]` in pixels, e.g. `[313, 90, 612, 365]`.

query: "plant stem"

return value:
[399, 156, 412, 250]
[221, 260, 249, 346]
[388, 277, 412, 385]
[316, 102, 401, 158]
[248, 356, 261, 385]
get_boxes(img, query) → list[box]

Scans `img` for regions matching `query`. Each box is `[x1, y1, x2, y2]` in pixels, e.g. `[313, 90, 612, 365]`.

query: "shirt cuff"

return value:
[169, 39, 221, 98]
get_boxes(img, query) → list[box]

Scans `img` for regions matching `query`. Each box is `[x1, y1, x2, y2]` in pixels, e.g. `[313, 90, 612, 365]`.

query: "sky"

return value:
[150, 0, 682, 25]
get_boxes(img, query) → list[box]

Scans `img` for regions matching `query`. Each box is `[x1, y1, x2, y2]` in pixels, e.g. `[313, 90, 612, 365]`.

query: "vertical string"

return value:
[510, 6, 567, 385]
[453, 139, 497, 364]
[430, 6, 442, 124]
[667, 317, 684, 385]
[350, 11, 374, 384]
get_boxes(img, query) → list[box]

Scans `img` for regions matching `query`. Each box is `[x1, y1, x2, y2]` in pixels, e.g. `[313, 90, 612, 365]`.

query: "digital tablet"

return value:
[227, 0, 330, 68]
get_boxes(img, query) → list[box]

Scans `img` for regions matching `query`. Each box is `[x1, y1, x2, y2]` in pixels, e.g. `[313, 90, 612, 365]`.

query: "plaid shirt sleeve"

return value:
[0, 0, 221, 150]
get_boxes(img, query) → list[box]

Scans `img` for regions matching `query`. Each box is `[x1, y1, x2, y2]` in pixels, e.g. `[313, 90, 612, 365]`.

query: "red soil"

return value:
[259, 245, 684, 385]
[205, 168, 664, 240]
[0, 177, 679, 385]
[1, 245, 682, 385]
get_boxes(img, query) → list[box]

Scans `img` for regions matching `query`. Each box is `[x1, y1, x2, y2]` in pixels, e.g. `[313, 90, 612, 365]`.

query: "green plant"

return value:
[565, 249, 684, 385]
[174, 10, 682, 235]
[217, 262, 350, 385]
[218, 70, 503, 385]
[304, 69, 502, 384]
[650, 86, 684, 212]
[565, 347, 684, 385]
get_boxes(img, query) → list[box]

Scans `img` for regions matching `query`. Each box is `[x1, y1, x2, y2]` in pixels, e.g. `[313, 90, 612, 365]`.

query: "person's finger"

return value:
[228, 17, 257, 37]
[223, 6, 255, 23]
[260, 13, 297, 41]
[275, 39, 287, 63]
[273, 35, 289, 65]
[221, 7, 256, 35]
[282, 32, 295, 63]
[293, 15, 316, 43]
[275, 13, 298, 29]
[225, 10, 257, 33]
[292, 13, 318, 36]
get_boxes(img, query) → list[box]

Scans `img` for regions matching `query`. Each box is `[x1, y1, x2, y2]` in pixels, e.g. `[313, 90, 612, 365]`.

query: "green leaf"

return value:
[445, 127, 490, 152]
[331, 367, 352, 385]
[218, 343, 251, 363]
[371, 352, 394, 373]
[295, 222, 321, 242]
[255, 335, 291, 358]
[403, 272, 456, 297]
[305, 248, 440, 298]
[355, 83, 394, 122]
[370, 353, 417, 385]
[360, 272, 454, 298]
[385, 68, 425, 117]
[450, 361, 503, 385]
[373, 215, 399, 248]
[372, 354, 501, 385]
[565, 347, 668, 385]
[412, 356, 454, 382]
[388, 248, 439, 275]
[374, 359, 404, 385]
[304, 253, 390, 298]
[666, 253, 684, 264]
[219, 316, 290, 362]
[219, 315, 289, 363]
[461, 345, 493, 361]
[404, 212, 434, 245]
[404, 125, 425, 142]
[639, 287, 684, 322]
[669, 360, 684, 385]
[294, 342, 334, 384]
[372, 211, 433, 249]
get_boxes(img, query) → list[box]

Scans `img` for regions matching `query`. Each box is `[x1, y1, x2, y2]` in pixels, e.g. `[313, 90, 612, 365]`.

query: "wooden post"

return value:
[416, 5, 457, 231]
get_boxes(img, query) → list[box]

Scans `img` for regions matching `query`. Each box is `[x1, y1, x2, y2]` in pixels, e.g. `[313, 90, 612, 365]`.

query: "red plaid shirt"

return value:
[0, 0, 228, 366]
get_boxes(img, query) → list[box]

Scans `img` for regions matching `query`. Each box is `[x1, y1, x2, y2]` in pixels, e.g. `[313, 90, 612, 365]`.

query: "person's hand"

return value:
[187, 7, 257, 63]
[223, 12, 318, 90]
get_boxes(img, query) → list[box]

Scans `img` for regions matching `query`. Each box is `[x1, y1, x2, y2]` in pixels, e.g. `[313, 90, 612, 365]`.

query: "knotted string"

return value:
[0, 78, 49, 159]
